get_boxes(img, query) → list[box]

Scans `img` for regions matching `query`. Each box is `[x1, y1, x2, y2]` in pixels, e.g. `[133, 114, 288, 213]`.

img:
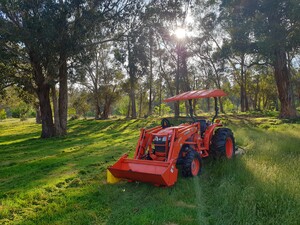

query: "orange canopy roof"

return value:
[163, 89, 227, 102]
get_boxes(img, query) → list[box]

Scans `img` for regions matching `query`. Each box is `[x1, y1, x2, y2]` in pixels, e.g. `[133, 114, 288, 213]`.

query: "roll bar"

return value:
[212, 97, 219, 123]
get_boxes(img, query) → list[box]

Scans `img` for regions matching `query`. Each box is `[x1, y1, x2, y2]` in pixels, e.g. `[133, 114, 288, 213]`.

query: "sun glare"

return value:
[175, 27, 186, 39]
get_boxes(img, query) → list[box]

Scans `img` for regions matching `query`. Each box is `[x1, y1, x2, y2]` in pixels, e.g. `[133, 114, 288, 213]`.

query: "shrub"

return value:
[0, 109, 6, 120]
[69, 114, 79, 121]
[223, 99, 235, 112]
[11, 108, 21, 118]
[154, 103, 171, 116]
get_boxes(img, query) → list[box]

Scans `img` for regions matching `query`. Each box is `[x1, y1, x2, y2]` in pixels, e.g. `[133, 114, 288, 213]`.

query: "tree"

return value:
[113, 2, 149, 119]
[136, 0, 192, 117]
[0, 0, 136, 137]
[79, 43, 124, 120]
[0, 62, 14, 97]
[219, 0, 300, 118]
[0, 86, 36, 120]
[70, 89, 90, 119]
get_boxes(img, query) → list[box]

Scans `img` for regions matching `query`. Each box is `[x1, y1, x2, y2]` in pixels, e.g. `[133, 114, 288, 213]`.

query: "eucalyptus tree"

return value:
[0, 0, 136, 137]
[0, 62, 15, 97]
[113, 1, 149, 119]
[140, 2, 159, 116]
[219, 0, 300, 118]
[191, 0, 230, 112]
[79, 43, 124, 119]
[138, 0, 182, 116]
[212, 0, 263, 112]
[146, 0, 193, 117]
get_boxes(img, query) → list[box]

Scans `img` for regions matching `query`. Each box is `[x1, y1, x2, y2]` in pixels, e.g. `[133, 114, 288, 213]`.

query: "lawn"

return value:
[0, 116, 299, 225]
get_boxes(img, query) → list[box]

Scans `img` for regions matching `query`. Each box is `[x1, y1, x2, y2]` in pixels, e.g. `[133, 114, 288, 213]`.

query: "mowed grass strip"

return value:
[0, 117, 299, 225]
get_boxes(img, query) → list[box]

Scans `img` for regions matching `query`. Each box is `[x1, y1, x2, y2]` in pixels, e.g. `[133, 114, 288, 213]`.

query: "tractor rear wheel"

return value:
[182, 150, 202, 177]
[211, 128, 235, 159]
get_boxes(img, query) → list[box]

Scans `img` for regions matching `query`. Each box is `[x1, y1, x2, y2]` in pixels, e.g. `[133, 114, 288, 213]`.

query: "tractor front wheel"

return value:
[211, 128, 235, 159]
[182, 150, 202, 177]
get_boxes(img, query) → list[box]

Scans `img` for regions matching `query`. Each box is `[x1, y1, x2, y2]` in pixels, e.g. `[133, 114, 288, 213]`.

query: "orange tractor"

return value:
[108, 89, 235, 186]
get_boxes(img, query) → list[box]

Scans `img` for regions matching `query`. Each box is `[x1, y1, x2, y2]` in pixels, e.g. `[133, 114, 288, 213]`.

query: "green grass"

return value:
[0, 116, 299, 225]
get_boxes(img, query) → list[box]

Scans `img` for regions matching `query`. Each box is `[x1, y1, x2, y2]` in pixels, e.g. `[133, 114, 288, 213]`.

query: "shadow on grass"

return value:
[1, 118, 299, 224]
[201, 153, 299, 225]
[13, 150, 300, 225]
[195, 124, 299, 224]
[0, 119, 153, 199]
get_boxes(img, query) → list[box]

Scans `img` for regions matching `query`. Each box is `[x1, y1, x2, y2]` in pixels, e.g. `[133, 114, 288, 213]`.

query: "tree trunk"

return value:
[245, 94, 249, 111]
[181, 46, 190, 92]
[185, 101, 189, 116]
[273, 49, 298, 118]
[240, 55, 245, 112]
[148, 30, 153, 116]
[34, 103, 42, 124]
[94, 52, 100, 120]
[207, 98, 210, 112]
[128, 37, 137, 119]
[130, 78, 136, 119]
[51, 86, 62, 135]
[174, 101, 180, 118]
[58, 56, 68, 135]
[101, 107, 109, 119]
[254, 76, 259, 110]
[219, 97, 224, 113]
[95, 93, 101, 120]
[174, 45, 180, 118]
[275, 98, 279, 111]
[159, 77, 162, 116]
[240, 83, 245, 112]
[126, 97, 131, 119]
[139, 90, 143, 117]
[30, 53, 54, 138]
[101, 95, 111, 119]
[36, 85, 55, 138]
[193, 100, 197, 116]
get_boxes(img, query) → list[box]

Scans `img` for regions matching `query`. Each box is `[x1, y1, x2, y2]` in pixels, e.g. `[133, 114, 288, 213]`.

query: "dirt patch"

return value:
[175, 201, 196, 209]
[0, 161, 17, 167]
[235, 147, 245, 155]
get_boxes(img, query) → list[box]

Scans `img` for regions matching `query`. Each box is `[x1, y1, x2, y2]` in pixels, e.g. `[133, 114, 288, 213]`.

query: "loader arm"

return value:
[108, 89, 231, 187]
[108, 123, 201, 186]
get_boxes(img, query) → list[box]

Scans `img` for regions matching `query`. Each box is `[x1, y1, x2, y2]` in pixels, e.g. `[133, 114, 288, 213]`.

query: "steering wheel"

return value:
[161, 118, 171, 128]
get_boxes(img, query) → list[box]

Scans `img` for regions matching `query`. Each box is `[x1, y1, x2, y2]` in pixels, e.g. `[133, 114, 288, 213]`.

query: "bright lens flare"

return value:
[175, 28, 186, 39]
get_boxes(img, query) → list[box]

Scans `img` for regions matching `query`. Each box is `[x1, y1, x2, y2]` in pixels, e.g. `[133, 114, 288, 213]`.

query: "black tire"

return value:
[182, 149, 202, 177]
[210, 128, 235, 159]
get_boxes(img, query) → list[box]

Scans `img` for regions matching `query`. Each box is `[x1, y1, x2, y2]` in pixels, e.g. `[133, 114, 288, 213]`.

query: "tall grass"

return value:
[0, 117, 299, 225]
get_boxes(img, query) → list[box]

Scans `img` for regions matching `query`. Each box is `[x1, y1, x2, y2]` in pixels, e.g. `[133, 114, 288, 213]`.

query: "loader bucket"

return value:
[108, 155, 178, 186]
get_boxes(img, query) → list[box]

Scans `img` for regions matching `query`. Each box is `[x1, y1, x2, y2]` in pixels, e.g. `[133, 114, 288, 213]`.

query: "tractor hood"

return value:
[155, 125, 189, 136]
[155, 127, 173, 136]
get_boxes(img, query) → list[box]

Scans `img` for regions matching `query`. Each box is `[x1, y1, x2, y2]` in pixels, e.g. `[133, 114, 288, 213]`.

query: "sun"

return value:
[174, 27, 186, 39]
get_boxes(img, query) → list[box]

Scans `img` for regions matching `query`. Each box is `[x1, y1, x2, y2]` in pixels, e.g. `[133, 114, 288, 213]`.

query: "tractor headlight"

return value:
[162, 136, 167, 142]
[154, 136, 163, 142]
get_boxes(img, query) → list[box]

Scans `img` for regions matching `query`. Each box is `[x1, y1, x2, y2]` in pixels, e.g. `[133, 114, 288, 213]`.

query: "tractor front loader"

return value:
[108, 89, 235, 187]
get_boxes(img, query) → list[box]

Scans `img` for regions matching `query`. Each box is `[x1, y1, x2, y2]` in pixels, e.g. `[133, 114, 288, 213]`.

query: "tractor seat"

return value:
[197, 119, 207, 137]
